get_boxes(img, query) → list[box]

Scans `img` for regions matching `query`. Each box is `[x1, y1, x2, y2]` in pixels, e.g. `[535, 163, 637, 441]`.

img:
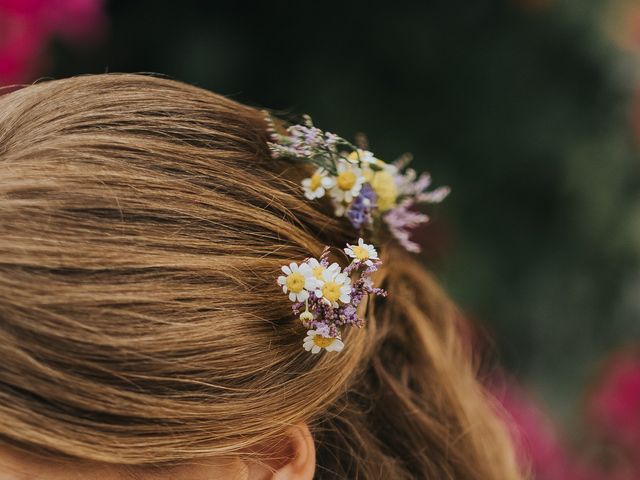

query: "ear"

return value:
[248, 422, 316, 480]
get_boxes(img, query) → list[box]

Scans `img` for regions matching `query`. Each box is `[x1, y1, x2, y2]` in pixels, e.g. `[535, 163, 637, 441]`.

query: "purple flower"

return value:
[325, 132, 340, 150]
[266, 115, 345, 163]
[337, 304, 361, 327]
[346, 183, 377, 229]
[383, 201, 431, 253]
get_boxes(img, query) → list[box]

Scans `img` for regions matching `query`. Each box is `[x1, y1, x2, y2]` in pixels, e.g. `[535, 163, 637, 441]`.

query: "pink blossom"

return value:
[588, 351, 640, 450]
[491, 379, 586, 480]
[0, 0, 106, 85]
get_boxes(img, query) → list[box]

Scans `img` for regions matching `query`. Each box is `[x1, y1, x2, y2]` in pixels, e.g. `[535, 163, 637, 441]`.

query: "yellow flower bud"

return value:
[370, 170, 398, 211]
[299, 310, 314, 325]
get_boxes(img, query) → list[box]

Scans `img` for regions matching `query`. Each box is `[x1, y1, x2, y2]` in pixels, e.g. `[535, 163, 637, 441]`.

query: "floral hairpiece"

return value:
[265, 113, 450, 253]
[277, 238, 386, 354]
[268, 113, 448, 353]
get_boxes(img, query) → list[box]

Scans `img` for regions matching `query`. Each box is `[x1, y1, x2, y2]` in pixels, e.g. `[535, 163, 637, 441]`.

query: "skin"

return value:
[0, 424, 315, 480]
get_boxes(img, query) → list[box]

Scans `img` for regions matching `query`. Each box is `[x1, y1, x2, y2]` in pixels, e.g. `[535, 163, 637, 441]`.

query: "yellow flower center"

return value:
[312, 265, 324, 280]
[337, 170, 357, 191]
[309, 172, 322, 190]
[352, 245, 370, 261]
[313, 335, 335, 348]
[370, 170, 398, 211]
[322, 281, 342, 302]
[286, 272, 306, 293]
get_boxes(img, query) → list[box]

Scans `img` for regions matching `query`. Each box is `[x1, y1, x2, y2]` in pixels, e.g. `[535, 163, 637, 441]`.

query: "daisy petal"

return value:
[322, 269, 334, 282]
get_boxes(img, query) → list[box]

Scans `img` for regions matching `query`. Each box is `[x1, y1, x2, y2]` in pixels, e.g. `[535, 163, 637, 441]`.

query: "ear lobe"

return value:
[270, 422, 316, 480]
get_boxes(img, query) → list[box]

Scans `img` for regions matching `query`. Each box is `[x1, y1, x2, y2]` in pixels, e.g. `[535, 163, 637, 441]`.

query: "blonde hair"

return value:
[0, 74, 523, 479]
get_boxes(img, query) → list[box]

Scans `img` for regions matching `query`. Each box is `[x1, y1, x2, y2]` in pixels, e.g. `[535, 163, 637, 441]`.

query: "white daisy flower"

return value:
[303, 329, 345, 354]
[306, 258, 340, 282]
[347, 149, 378, 165]
[328, 160, 365, 204]
[277, 262, 317, 302]
[380, 159, 399, 174]
[301, 167, 336, 200]
[314, 267, 351, 308]
[344, 238, 379, 266]
[332, 199, 348, 217]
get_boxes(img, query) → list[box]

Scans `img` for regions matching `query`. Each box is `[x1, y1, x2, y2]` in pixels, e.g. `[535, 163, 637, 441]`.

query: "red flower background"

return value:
[494, 351, 640, 479]
[0, 0, 105, 85]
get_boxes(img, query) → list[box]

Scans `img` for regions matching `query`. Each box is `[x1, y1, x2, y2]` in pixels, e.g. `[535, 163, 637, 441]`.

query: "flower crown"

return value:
[267, 113, 449, 354]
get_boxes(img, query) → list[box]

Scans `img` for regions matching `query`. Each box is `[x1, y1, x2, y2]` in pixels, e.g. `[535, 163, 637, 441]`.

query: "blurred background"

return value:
[2, 0, 640, 478]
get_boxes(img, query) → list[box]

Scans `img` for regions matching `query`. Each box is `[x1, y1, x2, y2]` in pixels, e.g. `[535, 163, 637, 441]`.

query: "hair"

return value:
[0, 74, 523, 479]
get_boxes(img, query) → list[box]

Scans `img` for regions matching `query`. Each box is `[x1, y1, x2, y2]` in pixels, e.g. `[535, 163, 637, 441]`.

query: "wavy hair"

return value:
[0, 74, 523, 479]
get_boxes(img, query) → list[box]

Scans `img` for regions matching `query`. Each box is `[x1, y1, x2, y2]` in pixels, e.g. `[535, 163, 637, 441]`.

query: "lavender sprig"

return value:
[265, 114, 355, 175]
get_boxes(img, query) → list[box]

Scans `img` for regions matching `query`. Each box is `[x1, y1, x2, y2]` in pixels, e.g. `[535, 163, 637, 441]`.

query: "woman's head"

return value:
[0, 74, 523, 479]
